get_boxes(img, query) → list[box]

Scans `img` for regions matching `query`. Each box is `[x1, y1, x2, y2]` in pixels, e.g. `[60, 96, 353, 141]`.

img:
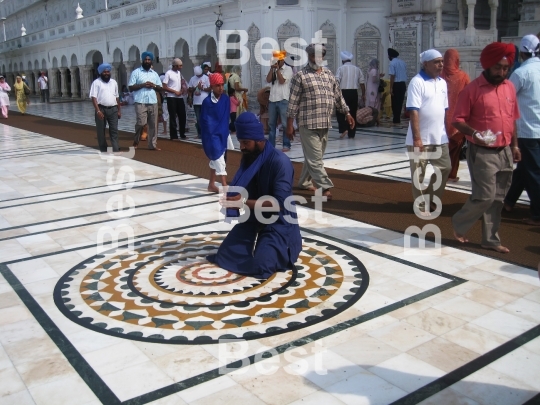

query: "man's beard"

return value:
[483, 69, 505, 85]
[101, 74, 111, 83]
[142, 62, 152, 71]
[242, 144, 263, 166]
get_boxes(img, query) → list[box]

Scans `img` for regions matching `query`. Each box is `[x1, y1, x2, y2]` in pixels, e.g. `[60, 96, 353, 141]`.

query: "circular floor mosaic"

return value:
[54, 231, 368, 344]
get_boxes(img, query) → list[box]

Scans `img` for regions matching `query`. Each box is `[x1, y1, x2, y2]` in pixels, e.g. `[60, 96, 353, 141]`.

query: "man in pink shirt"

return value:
[451, 42, 521, 253]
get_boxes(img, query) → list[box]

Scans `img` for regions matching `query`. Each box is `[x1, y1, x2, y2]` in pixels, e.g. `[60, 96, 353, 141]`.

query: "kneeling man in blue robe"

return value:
[206, 112, 302, 279]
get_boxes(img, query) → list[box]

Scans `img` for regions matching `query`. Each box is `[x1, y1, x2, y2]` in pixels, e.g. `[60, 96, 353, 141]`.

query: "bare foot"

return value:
[340, 132, 347, 139]
[503, 203, 513, 212]
[448, 177, 460, 182]
[322, 189, 332, 201]
[482, 245, 510, 253]
[208, 185, 220, 193]
[453, 230, 468, 243]
[305, 186, 317, 191]
[523, 218, 540, 226]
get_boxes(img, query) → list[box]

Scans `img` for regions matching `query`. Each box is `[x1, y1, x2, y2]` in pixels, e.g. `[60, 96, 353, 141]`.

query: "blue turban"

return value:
[97, 63, 112, 75]
[141, 51, 154, 62]
[235, 112, 265, 141]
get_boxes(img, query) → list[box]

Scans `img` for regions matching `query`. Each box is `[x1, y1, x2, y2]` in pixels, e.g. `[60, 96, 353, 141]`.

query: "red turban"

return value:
[209, 73, 224, 86]
[480, 42, 515, 70]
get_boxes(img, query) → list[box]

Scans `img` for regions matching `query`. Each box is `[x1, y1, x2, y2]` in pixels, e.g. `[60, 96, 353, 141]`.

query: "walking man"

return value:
[188, 66, 211, 138]
[128, 51, 162, 150]
[90, 63, 121, 153]
[406, 49, 451, 216]
[452, 42, 521, 253]
[200, 73, 232, 193]
[162, 58, 188, 140]
[38, 71, 49, 103]
[287, 43, 354, 200]
[266, 50, 293, 151]
[335, 51, 365, 139]
[504, 34, 540, 225]
[388, 48, 407, 124]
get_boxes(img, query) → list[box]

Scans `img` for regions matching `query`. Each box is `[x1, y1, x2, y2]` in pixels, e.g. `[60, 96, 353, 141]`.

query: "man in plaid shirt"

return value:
[286, 43, 355, 201]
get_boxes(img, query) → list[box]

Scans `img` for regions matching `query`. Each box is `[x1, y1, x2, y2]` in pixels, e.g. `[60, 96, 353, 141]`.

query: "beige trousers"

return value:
[407, 144, 451, 210]
[297, 127, 334, 190]
[452, 143, 513, 246]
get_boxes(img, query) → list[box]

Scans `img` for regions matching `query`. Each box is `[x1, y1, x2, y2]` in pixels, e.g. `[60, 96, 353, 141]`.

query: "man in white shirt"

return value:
[406, 49, 451, 216]
[90, 63, 121, 153]
[266, 50, 293, 151]
[38, 71, 49, 103]
[188, 66, 211, 138]
[162, 58, 188, 140]
[336, 51, 365, 139]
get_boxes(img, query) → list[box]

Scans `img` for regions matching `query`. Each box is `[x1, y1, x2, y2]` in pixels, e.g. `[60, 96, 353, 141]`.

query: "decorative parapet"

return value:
[434, 29, 497, 48]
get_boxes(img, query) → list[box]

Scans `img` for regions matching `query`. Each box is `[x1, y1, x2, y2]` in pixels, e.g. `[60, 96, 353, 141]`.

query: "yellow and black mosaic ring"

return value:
[54, 231, 368, 344]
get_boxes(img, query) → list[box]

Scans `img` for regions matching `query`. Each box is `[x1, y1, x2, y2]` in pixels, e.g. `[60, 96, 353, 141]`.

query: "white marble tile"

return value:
[27, 374, 99, 405]
[471, 309, 537, 339]
[324, 369, 407, 405]
[101, 361, 175, 402]
[177, 375, 237, 403]
[452, 365, 539, 405]
[368, 321, 436, 352]
[488, 347, 540, 391]
[369, 353, 445, 393]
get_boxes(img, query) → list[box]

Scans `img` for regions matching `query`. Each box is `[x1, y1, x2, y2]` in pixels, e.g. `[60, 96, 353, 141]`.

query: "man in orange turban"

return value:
[266, 50, 293, 151]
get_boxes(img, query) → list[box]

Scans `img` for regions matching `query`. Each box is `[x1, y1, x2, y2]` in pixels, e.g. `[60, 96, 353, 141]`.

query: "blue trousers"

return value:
[207, 222, 295, 279]
[268, 99, 291, 149]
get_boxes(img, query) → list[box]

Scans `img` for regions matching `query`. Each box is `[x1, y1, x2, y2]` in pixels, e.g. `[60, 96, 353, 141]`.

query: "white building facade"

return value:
[0, 0, 538, 105]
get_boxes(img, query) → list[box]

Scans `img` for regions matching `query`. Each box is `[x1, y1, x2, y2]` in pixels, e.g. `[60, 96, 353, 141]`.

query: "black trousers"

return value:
[40, 88, 50, 103]
[229, 112, 237, 132]
[392, 82, 406, 123]
[95, 105, 119, 152]
[167, 97, 186, 139]
[336, 89, 358, 138]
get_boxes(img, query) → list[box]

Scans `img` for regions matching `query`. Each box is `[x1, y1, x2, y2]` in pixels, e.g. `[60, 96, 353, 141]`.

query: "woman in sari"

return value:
[366, 58, 381, 110]
[14, 76, 30, 114]
[441, 49, 470, 182]
[0, 76, 11, 118]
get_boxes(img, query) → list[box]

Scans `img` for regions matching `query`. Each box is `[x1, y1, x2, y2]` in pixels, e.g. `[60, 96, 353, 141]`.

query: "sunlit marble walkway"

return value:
[0, 111, 538, 405]
[8, 100, 531, 206]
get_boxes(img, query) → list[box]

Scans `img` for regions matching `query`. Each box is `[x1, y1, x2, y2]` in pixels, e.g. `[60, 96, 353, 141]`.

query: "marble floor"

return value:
[0, 105, 538, 405]
[8, 100, 531, 206]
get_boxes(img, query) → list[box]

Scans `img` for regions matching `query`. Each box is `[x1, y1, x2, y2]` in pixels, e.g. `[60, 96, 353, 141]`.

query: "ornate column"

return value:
[80, 65, 93, 99]
[489, 0, 498, 32]
[457, 0, 465, 30]
[70, 67, 80, 98]
[49, 68, 60, 98]
[59, 67, 69, 98]
[434, 0, 443, 32]
[466, 0, 477, 34]
[112, 62, 121, 82]
[125, 64, 134, 85]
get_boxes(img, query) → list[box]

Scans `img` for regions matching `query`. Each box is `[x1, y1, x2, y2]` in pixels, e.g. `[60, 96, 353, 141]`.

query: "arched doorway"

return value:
[112, 48, 127, 90]
[128, 45, 141, 70]
[197, 35, 218, 70]
[146, 42, 162, 73]
[90, 50, 104, 80]
[174, 38, 193, 79]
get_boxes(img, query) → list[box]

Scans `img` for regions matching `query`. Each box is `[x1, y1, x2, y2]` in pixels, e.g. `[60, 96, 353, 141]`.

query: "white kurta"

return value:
[0, 85, 11, 106]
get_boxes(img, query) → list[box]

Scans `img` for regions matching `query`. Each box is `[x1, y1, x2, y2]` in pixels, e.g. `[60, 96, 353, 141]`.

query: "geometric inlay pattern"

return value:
[54, 232, 368, 344]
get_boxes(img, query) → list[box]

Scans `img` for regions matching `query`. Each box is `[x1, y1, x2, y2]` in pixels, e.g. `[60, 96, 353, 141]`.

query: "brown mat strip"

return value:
[3, 110, 539, 270]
